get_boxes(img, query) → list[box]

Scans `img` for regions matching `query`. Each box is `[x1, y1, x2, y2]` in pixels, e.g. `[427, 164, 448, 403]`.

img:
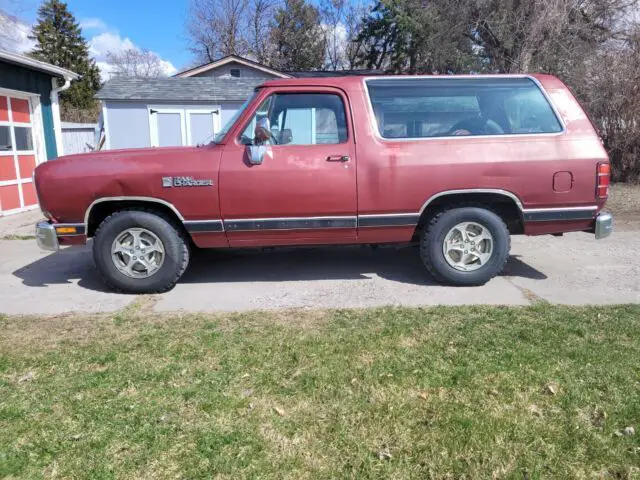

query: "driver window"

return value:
[240, 96, 272, 145]
[240, 93, 347, 146]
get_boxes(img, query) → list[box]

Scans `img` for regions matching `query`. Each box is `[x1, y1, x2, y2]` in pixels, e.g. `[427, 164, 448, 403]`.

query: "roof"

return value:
[175, 55, 291, 79]
[97, 76, 264, 102]
[0, 49, 79, 80]
[287, 69, 384, 78]
[259, 73, 558, 89]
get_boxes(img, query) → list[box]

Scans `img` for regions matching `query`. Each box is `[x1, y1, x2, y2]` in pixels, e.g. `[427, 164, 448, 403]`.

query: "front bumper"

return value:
[595, 212, 613, 239]
[35, 221, 59, 252]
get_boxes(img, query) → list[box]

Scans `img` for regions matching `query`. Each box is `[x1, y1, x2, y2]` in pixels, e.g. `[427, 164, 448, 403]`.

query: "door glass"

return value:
[240, 93, 347, 145]
[156, 113, 183, 147]
[189, 112, 215, 146]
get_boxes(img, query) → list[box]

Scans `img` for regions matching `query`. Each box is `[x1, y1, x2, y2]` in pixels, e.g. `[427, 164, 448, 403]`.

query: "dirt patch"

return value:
[606, 184, 640, 231]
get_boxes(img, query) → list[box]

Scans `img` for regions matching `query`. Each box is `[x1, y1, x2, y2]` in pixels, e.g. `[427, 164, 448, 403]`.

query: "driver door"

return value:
[219, 87, 357, 247]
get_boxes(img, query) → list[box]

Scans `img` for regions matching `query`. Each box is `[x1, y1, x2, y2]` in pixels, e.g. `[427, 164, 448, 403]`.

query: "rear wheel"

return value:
[93, 210, 190, 293]
[420, 207, 510, 286]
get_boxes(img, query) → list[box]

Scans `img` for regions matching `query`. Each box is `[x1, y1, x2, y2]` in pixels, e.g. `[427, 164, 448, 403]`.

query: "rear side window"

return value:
[366, 77, 563, 139]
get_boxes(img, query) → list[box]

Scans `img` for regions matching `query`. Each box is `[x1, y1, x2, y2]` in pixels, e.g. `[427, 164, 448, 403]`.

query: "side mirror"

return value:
[248, 145, 270, 165]
[254, 117, 271, 144]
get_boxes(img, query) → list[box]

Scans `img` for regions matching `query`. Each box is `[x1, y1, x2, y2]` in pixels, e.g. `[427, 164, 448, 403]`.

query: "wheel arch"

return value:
[85, 197, 186, 238]
[414, 189, 525, 238]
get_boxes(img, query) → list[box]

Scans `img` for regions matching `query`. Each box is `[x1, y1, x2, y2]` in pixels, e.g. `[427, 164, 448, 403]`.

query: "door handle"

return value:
[327, 155, 350, 162]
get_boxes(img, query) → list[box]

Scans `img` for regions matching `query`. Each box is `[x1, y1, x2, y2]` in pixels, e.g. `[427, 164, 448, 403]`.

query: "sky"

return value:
[0, 0, 195, 77]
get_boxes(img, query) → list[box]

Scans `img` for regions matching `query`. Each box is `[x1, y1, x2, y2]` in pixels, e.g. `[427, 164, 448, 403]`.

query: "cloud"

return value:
[79, 17, 108, 32]
[88, 30, 177, 80]
[0, 9, 176, 80]
[0, 10, 35, 54]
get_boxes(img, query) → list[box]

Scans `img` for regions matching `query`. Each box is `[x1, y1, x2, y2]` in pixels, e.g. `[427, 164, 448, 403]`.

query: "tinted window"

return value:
[241, 93, 348, 145]
[366, 77, 563, 139]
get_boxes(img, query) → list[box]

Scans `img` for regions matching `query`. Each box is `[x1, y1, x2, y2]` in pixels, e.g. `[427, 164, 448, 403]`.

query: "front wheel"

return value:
[420, 207, 510, 286]
[93, 210, 190, 293]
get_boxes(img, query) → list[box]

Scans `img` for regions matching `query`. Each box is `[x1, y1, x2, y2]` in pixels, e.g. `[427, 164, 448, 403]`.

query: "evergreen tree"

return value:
[354, 0, 476, 74]
[29, 0, 101, 116]
[269, 0, 326, 71]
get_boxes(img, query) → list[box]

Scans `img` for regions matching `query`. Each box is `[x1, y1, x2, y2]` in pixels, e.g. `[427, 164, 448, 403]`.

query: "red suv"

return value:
[34, 74, 612, 293]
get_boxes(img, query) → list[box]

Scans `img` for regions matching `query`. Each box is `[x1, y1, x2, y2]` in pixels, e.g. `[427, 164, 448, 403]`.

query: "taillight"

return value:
[596, 163, 610, 199]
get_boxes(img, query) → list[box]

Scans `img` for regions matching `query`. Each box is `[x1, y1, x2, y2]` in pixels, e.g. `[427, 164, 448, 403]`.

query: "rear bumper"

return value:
[594, 212, 613, 239]
[35, 221, 59, 252]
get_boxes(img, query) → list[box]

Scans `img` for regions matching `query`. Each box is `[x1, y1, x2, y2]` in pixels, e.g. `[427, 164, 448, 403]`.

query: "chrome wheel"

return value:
[442, 222, 494, 272]
[111, 228, 165, 279]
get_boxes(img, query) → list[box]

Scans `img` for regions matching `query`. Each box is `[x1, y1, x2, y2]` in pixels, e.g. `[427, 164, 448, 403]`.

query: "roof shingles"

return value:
[97, 77, 263, 102]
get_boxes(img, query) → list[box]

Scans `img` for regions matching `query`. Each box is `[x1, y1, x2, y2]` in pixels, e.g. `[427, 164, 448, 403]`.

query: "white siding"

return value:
[194, 62, 279, 79]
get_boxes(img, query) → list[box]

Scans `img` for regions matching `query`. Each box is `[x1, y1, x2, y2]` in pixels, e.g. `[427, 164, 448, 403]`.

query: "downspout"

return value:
[50, 76, 72, 158]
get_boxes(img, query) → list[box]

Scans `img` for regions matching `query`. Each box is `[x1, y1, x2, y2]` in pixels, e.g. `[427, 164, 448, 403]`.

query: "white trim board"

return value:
[175, 55, 291, 79]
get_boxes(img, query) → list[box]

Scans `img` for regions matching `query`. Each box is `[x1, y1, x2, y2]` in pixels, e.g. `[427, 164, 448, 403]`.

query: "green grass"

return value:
[1, 305, 639, 479]
[0, 234, 36, 241]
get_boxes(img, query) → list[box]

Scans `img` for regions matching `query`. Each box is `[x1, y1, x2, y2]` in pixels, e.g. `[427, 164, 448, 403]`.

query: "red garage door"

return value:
[0, 94, 38, 215]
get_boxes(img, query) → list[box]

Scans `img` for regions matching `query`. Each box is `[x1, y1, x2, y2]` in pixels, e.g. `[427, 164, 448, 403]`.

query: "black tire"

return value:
[92, 210, 190, 294]
[420, 206, 510, 286]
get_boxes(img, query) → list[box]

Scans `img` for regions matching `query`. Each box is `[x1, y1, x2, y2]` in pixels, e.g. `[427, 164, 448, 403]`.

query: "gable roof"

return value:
[175, 54, 291, 79]
[0, 49, 79, 80]
[97, 76, 263, 102]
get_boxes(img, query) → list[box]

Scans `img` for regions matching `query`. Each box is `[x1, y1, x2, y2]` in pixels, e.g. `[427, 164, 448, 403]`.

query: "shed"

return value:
[0, 49, 77, 216]
[96, 77, 264, 150]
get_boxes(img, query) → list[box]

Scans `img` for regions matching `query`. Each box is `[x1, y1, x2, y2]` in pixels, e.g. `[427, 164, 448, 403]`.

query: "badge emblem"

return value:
[162, 176, 213, 187]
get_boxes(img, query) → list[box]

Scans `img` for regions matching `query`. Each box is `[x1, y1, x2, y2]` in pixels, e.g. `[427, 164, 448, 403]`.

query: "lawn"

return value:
[1, 304, 639, 479]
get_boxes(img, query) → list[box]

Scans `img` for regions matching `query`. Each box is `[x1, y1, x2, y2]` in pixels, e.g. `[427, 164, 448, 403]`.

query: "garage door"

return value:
[0, 94, 38, 214]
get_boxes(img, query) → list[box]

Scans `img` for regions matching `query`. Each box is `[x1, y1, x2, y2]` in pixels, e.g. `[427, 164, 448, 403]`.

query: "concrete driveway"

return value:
[1, 227, 638, 315]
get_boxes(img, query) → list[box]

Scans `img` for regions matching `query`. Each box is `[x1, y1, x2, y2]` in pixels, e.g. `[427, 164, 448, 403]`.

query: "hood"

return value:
[54, 145, 210, 163]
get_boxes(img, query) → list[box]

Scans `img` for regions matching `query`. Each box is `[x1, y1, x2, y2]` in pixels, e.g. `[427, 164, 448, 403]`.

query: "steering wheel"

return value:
[449, 118, 504, 136]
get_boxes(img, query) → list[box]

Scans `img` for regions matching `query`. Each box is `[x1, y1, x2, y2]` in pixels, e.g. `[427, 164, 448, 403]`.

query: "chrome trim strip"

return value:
[183, 220, 224, 233]
[83, 196, 186, 234]
[361, 74, 566, 143]
[521, 206, 598, 213]
[419, 189, 525, 213]
[358, 213, 420, 228]
[523, 207, 598, 222]
[225, 216, 357, 232]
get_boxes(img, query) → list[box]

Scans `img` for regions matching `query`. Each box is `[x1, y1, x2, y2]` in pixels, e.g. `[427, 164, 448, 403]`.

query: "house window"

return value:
[230, 68, 241, 78]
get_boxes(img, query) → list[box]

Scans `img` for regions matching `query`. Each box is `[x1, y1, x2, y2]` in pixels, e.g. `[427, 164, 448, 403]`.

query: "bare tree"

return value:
[320, 0, 370, 70]
[320, 0, 347, 70]
[248, 0, 276, 64]
[106, 48, 167, 77]
[186, 0, 250, 63]
[344, 0, 369, 69]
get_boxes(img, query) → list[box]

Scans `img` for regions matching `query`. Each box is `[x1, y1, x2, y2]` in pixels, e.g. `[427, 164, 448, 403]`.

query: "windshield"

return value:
[212, 90, 259, 144]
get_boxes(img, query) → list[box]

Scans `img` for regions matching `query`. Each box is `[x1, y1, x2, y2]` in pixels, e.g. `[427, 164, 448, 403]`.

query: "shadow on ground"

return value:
[12, 244, 547, 292]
